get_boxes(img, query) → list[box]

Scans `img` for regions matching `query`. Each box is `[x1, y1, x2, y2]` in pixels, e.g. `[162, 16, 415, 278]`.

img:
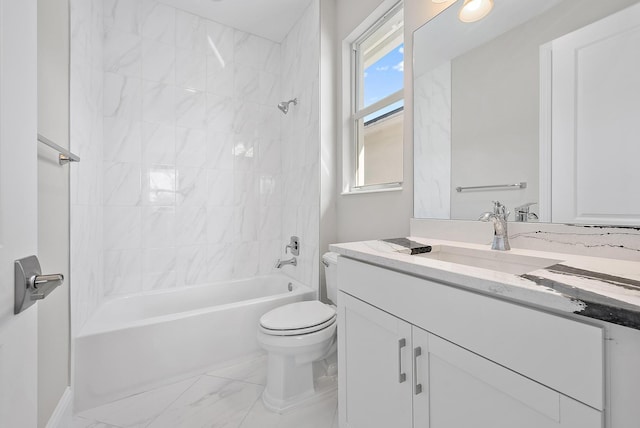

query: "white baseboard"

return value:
[45, 387, 73, 428]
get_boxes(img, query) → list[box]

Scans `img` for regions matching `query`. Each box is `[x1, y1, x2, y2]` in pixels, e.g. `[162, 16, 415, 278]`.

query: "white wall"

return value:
[450, 28, 540, 220]
[37, 0, 70, 425]
[319, 0, 338, 300]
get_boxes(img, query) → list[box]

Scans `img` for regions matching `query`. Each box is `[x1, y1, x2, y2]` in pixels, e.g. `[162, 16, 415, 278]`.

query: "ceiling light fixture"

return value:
[458, 0, 494, 23]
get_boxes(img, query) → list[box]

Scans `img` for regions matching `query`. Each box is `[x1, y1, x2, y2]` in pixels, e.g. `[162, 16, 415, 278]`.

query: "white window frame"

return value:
[342, 0, 404, 195]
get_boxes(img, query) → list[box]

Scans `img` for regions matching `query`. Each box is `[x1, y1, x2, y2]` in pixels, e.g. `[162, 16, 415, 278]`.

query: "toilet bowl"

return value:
[257, 252, 339, 412]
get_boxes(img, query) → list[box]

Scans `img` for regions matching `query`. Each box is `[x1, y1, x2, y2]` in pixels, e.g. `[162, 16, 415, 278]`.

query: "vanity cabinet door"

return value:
[415, 332, 602, 428]
[338, 292, 413, 428]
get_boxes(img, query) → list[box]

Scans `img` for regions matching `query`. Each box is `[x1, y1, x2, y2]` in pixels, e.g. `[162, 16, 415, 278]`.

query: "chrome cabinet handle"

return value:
[414, 347, 423, 395]
[398, 338, 407, 383]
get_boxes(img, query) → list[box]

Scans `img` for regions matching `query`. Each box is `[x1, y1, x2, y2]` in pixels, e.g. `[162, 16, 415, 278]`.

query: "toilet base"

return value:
[262, 359, 338, 414]
[262, 352, 338, 413]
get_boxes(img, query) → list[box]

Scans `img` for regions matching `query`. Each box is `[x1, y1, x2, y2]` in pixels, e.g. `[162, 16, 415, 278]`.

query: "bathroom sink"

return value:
[416, 245, 562, 275]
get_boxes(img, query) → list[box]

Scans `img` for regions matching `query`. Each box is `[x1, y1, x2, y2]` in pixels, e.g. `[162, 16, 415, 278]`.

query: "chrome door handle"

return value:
[414, 346, 423, 395]
[29, 273, 64, 301]
[31, 273, 64, 288]
[398, 338, 407, 383]
[14, 255, 64, 314]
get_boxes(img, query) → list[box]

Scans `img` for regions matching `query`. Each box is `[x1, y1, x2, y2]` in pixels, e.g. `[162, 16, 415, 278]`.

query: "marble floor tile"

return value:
[147, 375, 263, 428]
[71, 416, 122, 428]
[76, 377, 199, 427]
[206, 352, 268, 386]
[74, 354, 337, 428]
[238, 390, 338, 428]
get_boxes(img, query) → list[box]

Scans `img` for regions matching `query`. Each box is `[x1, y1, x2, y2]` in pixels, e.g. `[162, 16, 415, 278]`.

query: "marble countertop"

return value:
[329, 237, 640, 329]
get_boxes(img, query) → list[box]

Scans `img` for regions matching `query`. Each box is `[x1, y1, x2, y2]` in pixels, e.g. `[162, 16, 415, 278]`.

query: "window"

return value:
[351, 2, 404, 190]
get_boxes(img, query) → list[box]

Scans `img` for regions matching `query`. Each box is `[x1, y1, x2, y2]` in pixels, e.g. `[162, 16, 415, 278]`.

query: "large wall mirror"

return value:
[413, 0, 640, 225]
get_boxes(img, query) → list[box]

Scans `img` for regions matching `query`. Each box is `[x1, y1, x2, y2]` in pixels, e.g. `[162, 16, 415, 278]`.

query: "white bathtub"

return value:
[74, 275, 315, 411]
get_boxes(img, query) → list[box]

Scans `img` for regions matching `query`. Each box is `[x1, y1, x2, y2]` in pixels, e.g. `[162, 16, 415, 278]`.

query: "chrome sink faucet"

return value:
[479, 201, 511, 251]
[515, 202, 539, 222]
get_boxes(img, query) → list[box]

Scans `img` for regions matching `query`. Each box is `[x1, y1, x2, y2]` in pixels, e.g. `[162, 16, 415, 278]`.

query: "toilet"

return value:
[257, 252, 339, 412]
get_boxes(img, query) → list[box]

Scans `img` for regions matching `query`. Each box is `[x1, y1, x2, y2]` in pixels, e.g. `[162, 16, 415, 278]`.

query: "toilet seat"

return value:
[260, 315, 336, 336]
[258, 320, 337, 351]
[260, 301, 336, 336]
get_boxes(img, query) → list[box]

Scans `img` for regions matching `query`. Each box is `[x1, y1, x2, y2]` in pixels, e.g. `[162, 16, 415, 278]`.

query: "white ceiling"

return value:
[157, 0, 312, 42]
[414, 0, 564, 76]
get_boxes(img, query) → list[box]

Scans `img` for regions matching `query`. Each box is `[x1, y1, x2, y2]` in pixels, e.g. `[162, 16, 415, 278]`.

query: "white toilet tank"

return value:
[322, 252, 339, 304]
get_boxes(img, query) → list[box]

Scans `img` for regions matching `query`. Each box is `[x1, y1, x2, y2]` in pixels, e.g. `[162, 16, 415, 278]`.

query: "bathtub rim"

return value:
[77, 274, 315, 337]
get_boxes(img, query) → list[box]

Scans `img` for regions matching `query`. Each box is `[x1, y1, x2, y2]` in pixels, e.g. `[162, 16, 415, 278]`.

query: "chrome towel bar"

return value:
[456, 182, 526, 193]
[38, 133, 80, 165]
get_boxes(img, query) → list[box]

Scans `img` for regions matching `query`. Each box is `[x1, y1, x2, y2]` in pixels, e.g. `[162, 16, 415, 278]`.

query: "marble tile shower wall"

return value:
[102, 0, 284, 295]
[414, 62, 451, 220]
[280, 1, 320, 291]
[70, 0, 105, 332]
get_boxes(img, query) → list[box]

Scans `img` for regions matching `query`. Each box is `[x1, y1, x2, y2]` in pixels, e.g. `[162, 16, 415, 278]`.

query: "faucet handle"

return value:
[515, 202, 537, 212]
[285, 236, 300, 256]
[478, 212, 493, 221]
[515, 202, 538, 222]
[491, 201, 509, 219]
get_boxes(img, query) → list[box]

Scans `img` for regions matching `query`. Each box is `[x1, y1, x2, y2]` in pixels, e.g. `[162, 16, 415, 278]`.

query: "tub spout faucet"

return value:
[479, 201, 511, 251]
[275, 257, 297, 268]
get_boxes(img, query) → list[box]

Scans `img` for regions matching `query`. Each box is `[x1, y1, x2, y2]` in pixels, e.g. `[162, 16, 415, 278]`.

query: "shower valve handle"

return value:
[285, 236, 300, 256]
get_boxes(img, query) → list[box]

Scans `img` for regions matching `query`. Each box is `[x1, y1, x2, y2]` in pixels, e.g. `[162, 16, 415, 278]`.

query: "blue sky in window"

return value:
[364, 43, 404, 108]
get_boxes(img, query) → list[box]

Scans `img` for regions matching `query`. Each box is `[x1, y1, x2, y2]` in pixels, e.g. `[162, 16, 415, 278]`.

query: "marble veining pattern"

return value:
[410, 219, 640, 262]
[71, 0, 322, 331]
[509, 228, 640, 254]
[73, 353, 338, 428]
[98, 0, 308, 297]
[330, 236, 640, 329]
[522, 271, 640, 328]
[413, 61, 451, 220]
[334, 239, 586, 313]
[279, 0, 321, 292]
[546, 264, 640, 290]
[70, 0, 105, 334]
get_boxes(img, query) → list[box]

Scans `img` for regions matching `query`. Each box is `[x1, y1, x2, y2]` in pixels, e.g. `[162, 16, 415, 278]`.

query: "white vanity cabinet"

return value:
[337, 257, 604, 428]
[339, 292, 413, 428]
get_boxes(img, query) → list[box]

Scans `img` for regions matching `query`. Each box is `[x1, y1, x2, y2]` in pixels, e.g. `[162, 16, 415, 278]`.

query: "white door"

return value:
[551, 2, 640, 225]
[0, 0, 39, 426]
[338, 292, 413, 428]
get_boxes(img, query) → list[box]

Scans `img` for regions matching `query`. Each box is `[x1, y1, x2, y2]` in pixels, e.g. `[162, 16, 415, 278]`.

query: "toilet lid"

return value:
[260, 315, 336, 336]
[260, 301, 336, 331]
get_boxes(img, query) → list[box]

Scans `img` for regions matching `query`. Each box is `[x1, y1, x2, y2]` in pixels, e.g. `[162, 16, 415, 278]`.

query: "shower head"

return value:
[277, 98, 298, 114]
